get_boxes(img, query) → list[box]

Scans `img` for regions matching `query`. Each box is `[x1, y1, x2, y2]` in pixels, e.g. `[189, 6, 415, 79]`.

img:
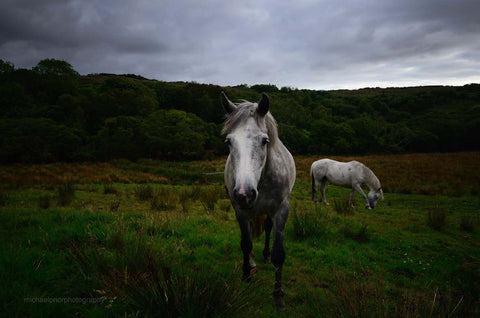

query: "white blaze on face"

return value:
[235, 130, 253, 197]
[227, 117, 269, 200]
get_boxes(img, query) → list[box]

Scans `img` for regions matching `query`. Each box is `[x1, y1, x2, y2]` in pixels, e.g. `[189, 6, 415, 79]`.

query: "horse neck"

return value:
[363, 167, 380, 191]
[264, 139, 287, 175]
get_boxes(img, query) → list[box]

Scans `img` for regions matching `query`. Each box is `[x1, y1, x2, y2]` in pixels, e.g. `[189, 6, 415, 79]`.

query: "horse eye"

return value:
[262, 137, 270, 146]
[225, 138, 231, 145]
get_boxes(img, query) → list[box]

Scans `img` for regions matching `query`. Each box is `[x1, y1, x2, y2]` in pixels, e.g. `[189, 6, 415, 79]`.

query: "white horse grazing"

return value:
[311, 159, 383, 209]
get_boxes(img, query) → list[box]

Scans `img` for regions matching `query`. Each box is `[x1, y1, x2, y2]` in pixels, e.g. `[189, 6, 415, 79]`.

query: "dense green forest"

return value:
[1, 58, 479, 163]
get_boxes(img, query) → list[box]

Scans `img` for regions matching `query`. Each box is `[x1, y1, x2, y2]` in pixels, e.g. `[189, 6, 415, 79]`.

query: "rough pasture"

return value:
[1, 152, 479, 317]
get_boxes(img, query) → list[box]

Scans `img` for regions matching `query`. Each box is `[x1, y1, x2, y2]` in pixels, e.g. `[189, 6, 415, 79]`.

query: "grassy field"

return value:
[1, 152, 479, 317]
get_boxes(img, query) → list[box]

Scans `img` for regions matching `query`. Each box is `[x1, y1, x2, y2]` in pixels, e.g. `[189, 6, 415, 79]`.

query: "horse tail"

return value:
[311, 166, 316, 201]
[252, 215, 266, 238]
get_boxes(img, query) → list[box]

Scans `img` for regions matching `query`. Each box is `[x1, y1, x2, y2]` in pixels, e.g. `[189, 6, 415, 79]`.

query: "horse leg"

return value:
[238, 218, 257, 282]
[320, 179, 329, 205]
[350, 188, 356, 207]
[263, 216, 273, 263]
[353, 184, 370, 209]
[312, 174, 318, 204]
[271, 203, 289, 311]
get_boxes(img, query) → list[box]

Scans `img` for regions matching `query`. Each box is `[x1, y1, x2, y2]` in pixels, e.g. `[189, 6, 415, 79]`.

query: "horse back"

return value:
[312, 159, 359, 186]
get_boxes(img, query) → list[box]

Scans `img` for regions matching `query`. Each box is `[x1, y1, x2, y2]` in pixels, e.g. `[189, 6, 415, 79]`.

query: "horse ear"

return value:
[221, 91, 236, 114]
[257, 93, 269, 116]
[378, 188, 384, 199]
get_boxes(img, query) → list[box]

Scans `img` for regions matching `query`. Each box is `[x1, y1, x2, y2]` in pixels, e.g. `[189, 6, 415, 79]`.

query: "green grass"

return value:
[1, 153, 479, 317]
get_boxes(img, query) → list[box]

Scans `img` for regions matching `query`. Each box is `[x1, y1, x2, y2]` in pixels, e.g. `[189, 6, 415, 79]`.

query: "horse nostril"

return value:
[233, 187, 257, 208]
[233, 188, 246, 202]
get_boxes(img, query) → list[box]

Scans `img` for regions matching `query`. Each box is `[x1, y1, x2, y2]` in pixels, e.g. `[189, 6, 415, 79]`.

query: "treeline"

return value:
[1, 58, 479, 163]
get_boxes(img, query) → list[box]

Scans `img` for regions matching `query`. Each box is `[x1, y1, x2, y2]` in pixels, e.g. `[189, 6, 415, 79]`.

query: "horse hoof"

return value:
[274, 295, 285, 311]
[273, 288, 285, 311]
[275, 301, 285, 311]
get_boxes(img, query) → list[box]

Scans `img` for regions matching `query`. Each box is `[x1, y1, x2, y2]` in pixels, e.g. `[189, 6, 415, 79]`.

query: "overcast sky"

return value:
[1, 0, 479, 90]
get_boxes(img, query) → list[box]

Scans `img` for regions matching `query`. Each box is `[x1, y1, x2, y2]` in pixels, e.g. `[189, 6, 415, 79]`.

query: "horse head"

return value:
[222, 92, 270, 209]
[368, 188, 383, 209]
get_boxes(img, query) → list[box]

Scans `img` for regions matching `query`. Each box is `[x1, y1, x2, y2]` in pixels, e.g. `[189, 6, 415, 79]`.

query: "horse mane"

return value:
[221, 100, 279, 147]
[362, 164, 381, 190]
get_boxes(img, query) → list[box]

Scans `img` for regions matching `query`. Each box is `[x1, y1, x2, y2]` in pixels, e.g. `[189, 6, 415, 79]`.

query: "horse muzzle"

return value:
[233, 187, 257, 209]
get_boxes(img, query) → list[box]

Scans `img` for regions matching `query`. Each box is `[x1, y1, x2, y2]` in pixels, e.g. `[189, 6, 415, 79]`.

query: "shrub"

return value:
[427, 205, 447, 231]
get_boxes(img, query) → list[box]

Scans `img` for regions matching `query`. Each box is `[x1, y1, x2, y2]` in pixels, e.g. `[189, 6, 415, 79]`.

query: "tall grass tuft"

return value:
[57, 180, 75, 206]
[126, 266, 262, 318]
[306, 267, 470, 317]
[460, 212, 478, 232]
[109, 200, 121, 212]
[103, 183, 119, 195]
[179, 189, 192, 213]
[343, 222, 371, 243]
[427, 205, 447, 231]
[217, 199, 232, 213]
[69, 230, 262, 317]
[151, 188, 178, 211]
[38, 195, 51, 209]
[0, 190, 8, 206]
[333, 196, 354, 216]
[199, 186, 225, 212]
[291, 202, 327, 241]
[134, 184, 154, 201]
[318, 268, 388, 317]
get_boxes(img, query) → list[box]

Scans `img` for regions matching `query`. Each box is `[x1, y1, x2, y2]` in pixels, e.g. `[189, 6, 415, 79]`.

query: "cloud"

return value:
[1, 0, 479, 89]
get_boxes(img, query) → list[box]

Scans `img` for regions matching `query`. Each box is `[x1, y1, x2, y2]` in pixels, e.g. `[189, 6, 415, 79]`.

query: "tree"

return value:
[0, 60, 14, 75]
[0, 118, 83, 163]
[33, 59, 79, 77]
[143, 110, 215, 159]
[95, 116, 147, 160]
[100, 77, 158, 117]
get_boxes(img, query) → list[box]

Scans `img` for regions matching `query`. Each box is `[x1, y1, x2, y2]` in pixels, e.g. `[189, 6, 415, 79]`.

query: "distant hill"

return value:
[1, 58, 479, 163]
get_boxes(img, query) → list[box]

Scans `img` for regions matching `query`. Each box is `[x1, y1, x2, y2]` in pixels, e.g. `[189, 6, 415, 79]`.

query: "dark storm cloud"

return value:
[1, 0, 479, 89]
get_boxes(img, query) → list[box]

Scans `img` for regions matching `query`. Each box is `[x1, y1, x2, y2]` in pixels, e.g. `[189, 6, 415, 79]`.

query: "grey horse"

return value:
[311, 158, 383, 209]
[221, 92, 296, 311]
